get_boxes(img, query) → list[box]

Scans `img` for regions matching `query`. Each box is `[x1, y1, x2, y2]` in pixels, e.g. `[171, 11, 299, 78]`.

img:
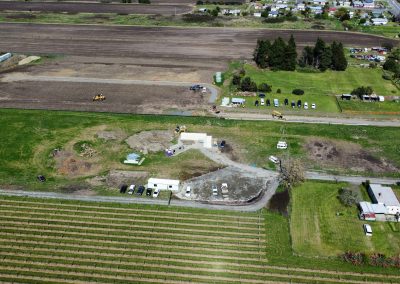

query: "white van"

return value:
[276, 141, 287, 149]
[273, 99, 279, 107]
[269, 155, 279, 164]
[260, 98, 265, 106]
[363, 224, 372, 236]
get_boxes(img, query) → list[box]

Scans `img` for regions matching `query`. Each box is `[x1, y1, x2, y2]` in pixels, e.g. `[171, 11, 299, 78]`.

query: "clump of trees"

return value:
[351, 86, 373, 99]
[253, 35, 297, 71]
[338, 188, 360, 207]
[383, 48, 400, 79]
[254, 36, 347, 72]
[292, 89, 304, 96]
[231, 69, 272, 92]
[299, 38, 348, 71]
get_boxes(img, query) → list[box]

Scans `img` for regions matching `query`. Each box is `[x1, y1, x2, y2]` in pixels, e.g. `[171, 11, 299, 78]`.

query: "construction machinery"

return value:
[174, 125, 187, 135]
[272, 110, 284, 119]
[93, 94, 106, 101]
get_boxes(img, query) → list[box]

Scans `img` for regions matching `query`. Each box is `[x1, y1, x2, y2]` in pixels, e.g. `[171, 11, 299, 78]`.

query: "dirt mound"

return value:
[305, 138, 399, 174]
[54, 150, 99, 177]
[106, 170, 149, 188]
[125, 130, 174, 154]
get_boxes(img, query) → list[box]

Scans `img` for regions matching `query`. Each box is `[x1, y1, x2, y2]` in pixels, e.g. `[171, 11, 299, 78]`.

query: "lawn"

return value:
[1, 109, 400, 192]
[290, 181, 400, 257]
[225, 64, 399, 114]
[338, 99, 400, 115]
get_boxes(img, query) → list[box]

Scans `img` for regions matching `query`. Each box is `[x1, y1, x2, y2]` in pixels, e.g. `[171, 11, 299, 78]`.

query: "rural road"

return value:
[306, 171, 399, 185]
[1, 73, 219, 103]
[0, 1, 193, 15]
[220, 112, 400, 127]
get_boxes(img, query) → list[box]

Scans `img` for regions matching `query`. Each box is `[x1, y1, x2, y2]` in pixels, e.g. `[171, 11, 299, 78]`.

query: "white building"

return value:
[371, 18, 388, 25]
[180, 132, 213, 148]
[368, 184, 400, 215]
[147, 178, 180, 191]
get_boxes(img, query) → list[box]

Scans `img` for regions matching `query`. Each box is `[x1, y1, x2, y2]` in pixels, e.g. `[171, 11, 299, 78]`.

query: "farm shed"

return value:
[180, 132, 213, 149]
[147, 178, 180, 191]
[359, 201, 387, 221]
[368, 184, 400, 215]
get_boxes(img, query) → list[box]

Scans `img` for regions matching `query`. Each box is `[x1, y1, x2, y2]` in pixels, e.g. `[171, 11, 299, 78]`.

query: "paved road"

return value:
[306, 171, 399, 184]
[0, 1, 193, 15]
[220, 112, 400, 127]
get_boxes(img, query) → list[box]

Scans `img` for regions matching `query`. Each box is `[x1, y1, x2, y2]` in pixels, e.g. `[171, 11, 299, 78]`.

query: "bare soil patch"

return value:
[53, 150, 101, 177]
[305, 138, 399, 174]
[106, 170, 149, 188]
[125, 130, 174, 154]
[96, 130, 126, 141]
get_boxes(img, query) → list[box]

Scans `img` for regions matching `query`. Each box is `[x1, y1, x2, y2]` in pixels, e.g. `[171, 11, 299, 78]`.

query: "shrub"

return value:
[292, 89, 304, 95]
[341, 251, 366, 265]
[338, 188, 359, 207]
[240, 77, 257, 92]
[232, 74, 241, 86]
[258, 83, 272, 93]
[277, 88, 281, 94]
[196, 0, 204, 4]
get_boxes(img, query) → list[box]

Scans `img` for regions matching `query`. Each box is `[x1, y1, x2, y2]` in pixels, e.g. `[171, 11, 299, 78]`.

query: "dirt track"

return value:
[0, 1, 192, 15]
[0, 23, 396, 61]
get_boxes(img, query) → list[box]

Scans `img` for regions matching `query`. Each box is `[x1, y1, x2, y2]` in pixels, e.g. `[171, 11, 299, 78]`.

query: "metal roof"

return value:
[369, 184, 400, 207]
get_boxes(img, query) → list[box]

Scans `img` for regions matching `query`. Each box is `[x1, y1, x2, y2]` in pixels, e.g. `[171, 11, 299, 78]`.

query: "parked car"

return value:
[219, 140, 226, 148]
[258, 93, 266, 98]
[291, 101, 295, 108]
[146, 188, 152, 196]
[273, 99, 279, 107]
[136, 185, 145, 196]
[37, 175, 46, 182]
[266, 99, 270, 106]
[304, 102, 308, 109]
[297, 100, 302, 108]
[255, 100, 259, 106]
[311, 103, 316, 109]
[277, 141, 288, 149]
[260, 98, 265, 106]
[190, 84, 202, 91]
[212, 185, 218, 196]
[153, 188, 160, 198]
[185, 186, 191, 197]
[284, 98, 288, 105]
[269, 155, 279, 164]
[120, 184, 128, 194]
[128, 184, 135, 194]
[363, 224, 372, 236]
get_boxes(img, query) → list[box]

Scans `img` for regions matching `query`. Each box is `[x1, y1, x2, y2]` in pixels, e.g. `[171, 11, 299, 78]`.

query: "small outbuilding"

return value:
[368, 184, 400, 215]
[180, 132, 213, 148]
[147, 178, 180, 191]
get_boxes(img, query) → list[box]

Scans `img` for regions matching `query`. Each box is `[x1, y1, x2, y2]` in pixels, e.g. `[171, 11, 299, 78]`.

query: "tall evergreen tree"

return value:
[283, 35, 297, 71]
[313, 38, 326, 68]
[299, 46, 314, 67]
[319, 46, 332, 71]
[269, 37, 287, 69]
[331, 42, 347, 71]
[253, 40, 271, 68]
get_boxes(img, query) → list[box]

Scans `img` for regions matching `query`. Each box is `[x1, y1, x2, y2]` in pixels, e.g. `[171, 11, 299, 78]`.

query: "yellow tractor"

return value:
[174, 125, 187, 135]
[93, 94, 106, 102]
[272, 110, 284, 119]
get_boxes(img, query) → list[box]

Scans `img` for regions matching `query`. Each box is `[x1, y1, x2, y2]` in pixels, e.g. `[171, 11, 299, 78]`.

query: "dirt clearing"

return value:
[125, 130, 174, 154]
[305, 138, 399, 174]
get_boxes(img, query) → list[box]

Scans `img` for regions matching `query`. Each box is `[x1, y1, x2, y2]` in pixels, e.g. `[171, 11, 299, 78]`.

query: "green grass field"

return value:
[0, 195, 399, 283]
[1, 109, 400, 192]
[290, 181, 400, 257]
[225, 64, 399, 114]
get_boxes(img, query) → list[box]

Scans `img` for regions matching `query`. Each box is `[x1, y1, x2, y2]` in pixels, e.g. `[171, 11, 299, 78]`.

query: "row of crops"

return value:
[0, 195, 398, 283]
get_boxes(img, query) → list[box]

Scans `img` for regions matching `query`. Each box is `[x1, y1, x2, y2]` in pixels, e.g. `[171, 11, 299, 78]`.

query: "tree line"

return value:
[254, 36, 347, 72]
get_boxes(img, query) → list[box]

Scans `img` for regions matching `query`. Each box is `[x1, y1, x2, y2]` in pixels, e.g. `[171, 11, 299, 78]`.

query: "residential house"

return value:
[313, 0, 326, 5]
[296, 3, 305, 11]
[363, 0, 374, 8]
[353, 1, 364, 8]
